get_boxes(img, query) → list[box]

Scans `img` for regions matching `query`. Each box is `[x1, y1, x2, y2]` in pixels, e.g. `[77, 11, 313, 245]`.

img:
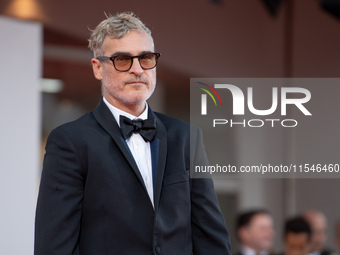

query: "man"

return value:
[283, 216, 312, 255]
[303, 210, 334, 255]
[34, 12, 231, 255]
[236, 209, 275, 255]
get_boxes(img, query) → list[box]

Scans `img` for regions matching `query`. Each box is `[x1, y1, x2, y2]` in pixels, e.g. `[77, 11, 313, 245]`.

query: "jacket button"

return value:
[155, 246, 161, 254]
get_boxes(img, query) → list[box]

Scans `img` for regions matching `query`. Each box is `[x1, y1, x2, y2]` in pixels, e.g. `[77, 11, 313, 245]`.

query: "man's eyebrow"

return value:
[110, 51, 154, 57]
[140, 51, 154, 55]
[110, 51, 130, 57]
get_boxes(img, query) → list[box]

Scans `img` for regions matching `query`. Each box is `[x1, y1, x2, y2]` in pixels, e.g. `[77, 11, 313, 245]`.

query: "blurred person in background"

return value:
[334, 219, 340, 253]
[283, 216, 312, 255]
[303, 210, 335, 255]
[236, 209, 275, 255]
[34, 12, 231, 255]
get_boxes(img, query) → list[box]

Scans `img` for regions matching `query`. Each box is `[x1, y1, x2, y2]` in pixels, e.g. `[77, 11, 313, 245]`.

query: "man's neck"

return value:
[103, 95, 146, 117]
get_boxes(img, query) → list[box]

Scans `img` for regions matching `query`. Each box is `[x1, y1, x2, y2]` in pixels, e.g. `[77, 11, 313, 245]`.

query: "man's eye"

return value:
[140, 54, 153, 60]
[116, 56, 131, 61]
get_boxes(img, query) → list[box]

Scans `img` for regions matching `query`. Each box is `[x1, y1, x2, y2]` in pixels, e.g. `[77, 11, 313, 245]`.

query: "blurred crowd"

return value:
[234, 209, 340, 255]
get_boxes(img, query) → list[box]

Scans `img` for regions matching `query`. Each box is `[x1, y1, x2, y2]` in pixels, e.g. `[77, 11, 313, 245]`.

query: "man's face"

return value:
[240, 214, 274, 252]
[310, 219, 326, 252]
[285, 232, 310, 255]
[92, 30, 156, 110]
[305, 213, 327, 252]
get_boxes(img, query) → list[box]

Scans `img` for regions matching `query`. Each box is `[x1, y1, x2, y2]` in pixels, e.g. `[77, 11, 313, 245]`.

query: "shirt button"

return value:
[155, 246, 161, 254]
[135, 141, 139, 146]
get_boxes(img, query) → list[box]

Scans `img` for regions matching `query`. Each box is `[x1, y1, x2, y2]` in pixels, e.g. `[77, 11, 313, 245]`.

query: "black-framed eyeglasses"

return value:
[97, 52, 161, 72]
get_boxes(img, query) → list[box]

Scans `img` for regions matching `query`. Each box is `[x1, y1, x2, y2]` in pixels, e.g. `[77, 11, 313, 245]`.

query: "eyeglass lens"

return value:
[114, 53, 158, 71]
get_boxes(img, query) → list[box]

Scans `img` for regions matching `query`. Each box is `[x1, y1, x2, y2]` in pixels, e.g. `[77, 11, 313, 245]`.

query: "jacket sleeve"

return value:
[190, 127, 231, 255]
[35, 128, 85, 255]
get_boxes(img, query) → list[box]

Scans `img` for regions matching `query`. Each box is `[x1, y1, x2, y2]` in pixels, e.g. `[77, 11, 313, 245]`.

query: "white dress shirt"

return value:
[241, 245, 269, 255]
[103, 97, 154, 207]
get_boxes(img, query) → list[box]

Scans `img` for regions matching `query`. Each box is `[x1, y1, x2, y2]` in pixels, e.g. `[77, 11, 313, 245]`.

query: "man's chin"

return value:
[121, 96, 151, 106]
[126, 92, 153, 103]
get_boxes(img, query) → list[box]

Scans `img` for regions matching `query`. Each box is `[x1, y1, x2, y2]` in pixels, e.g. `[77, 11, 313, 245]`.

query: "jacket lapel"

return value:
[93, 99, 147, 193]
[150, 138, 159, 189]
[148, 109, 167, 211]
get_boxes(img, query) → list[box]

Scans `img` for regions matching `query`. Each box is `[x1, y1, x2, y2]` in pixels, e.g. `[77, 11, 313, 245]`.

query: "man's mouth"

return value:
[127, 81, 145, 84]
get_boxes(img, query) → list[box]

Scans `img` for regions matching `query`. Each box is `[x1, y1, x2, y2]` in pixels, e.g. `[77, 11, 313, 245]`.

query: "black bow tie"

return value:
[119, 115, 157, 142]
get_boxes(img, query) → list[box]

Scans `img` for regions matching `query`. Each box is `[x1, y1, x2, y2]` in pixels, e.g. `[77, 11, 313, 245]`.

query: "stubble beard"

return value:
[102, 76, 156, 107]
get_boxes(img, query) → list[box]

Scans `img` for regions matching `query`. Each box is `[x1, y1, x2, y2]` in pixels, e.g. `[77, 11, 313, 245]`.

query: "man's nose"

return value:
[129, 58, 143, 76]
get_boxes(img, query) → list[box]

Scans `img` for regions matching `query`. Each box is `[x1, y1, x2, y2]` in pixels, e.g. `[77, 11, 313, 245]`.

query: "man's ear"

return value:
[91, 58, 103, 80]
[238, 227, 248, 241]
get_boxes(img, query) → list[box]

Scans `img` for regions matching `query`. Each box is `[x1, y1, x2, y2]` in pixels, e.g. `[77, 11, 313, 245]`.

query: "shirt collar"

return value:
[103, 97, 148, 127]
[241, 245, 269, 255]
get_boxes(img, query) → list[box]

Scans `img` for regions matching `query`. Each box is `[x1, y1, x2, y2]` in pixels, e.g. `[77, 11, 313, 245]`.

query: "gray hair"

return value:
[88, 12, 153, 57]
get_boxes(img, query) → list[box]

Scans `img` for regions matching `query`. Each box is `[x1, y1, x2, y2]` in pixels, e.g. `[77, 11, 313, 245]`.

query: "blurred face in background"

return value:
[238, 213, 275, 252]
[285, 232, 311, 255]
[304, 211, 327, 252]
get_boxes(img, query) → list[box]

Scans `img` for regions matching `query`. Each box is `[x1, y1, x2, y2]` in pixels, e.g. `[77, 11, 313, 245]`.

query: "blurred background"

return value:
[1, 0, 340, 254]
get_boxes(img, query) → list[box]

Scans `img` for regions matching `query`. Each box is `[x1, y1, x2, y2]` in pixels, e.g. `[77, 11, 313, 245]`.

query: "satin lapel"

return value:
[92, 99, 147, 194]
[148, 109, 167, 211]
[150, 138, 159, 189]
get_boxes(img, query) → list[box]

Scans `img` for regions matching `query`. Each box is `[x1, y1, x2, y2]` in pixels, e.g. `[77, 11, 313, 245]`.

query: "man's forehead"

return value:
[102, 30, 154, 53]
[250, 214, 272, 224]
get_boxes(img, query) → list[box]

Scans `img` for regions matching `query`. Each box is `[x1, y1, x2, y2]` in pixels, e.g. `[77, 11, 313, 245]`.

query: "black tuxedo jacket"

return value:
[35, 99, 231, 255]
